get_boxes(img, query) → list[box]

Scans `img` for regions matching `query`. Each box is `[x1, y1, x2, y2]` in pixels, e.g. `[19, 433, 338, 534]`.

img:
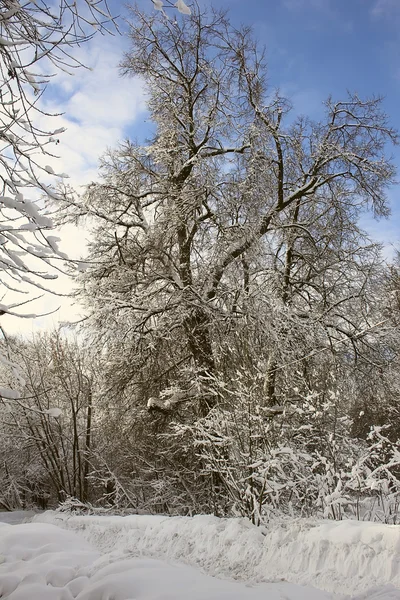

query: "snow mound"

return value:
[35, 512, 400, 597]
[0, 511, 36, 525]
[0, 520, 334, 600]
[0, 523, 98, 599]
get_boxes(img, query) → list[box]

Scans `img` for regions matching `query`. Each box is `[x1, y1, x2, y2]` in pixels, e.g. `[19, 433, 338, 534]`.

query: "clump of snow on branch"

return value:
[46, 407, 62, 418]
[152, 0, 191, 15]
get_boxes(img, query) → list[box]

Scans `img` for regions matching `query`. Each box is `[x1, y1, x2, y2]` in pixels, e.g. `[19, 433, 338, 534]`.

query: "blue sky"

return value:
[128, 0, 400, 251]
[214, 0, 400, 250]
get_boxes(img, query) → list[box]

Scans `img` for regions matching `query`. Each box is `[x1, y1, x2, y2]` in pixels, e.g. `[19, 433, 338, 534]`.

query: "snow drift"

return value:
[0, 519, 333, 600]
[34, 511, 400, 597]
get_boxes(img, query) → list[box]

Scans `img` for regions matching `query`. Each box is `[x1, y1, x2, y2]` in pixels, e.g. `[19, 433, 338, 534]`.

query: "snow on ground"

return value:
[35, 512, 400, 599]
[0, 511, 37, 525]
[0, 519, 333, 600]
[1, 511, 400, 599]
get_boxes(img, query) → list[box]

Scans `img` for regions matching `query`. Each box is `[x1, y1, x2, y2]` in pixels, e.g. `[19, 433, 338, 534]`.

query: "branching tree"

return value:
[0, 332, 100, 505]
[48, 5, 400, 518]
[59, 7, 397, 409]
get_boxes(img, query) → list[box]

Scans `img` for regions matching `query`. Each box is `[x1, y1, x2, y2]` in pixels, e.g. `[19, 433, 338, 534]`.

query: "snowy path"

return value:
[1, 513, 400, 599]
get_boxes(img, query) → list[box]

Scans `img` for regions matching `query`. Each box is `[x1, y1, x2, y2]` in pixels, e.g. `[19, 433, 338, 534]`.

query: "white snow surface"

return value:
[1, 511, 400, 599]
[0, 511, 36, 525]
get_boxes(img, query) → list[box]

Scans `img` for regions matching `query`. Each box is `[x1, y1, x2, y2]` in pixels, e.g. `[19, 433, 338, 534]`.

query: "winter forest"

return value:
[1, 0, 400, 527]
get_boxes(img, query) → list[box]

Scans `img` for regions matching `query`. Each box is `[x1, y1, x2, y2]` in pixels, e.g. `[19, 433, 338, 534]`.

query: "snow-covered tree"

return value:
[59, 7, 396, 408]
[52, 6, 399, 518]
[0, 332, 99, 506]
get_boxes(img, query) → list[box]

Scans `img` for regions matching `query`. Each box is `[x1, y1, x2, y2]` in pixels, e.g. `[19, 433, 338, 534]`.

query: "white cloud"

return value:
[371, 0, 400, 18]
[41, 34, 146, 187]
[2, 34, 147, 337]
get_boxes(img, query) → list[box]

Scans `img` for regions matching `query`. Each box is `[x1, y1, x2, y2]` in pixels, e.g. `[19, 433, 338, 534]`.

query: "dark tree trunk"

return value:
[83, 383, 92, 503]
[184, 308, 216, 416]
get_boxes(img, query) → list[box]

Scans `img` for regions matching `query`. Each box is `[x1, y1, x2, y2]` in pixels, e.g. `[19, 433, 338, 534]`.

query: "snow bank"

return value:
[0, 521, 333, 599]
[0, 511, 36, 525]
[34, 512, 400, 597]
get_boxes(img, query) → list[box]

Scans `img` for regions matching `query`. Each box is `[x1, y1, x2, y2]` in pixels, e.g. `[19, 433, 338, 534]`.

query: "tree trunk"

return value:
[184, 308, 216, 416]
[83, 383, 92, 503]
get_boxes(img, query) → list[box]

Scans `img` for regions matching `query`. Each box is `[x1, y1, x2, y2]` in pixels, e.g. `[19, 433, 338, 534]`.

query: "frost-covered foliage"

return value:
[46, 5, 400, 522]
[185, 393, 400, 524]
[57, 5, 397, 411]
[2, 5, 400, 522]
[2, 329, 400, 521]
[0, 333, 101, 508]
